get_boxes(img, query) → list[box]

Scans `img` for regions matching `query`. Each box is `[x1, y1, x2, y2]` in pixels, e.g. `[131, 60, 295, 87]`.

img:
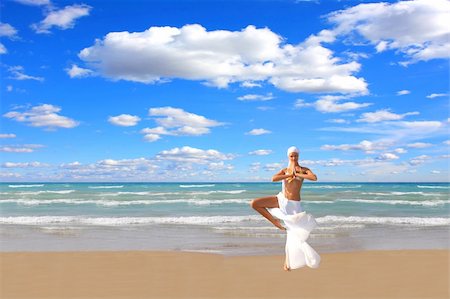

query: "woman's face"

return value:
[289, 152, 299, 163]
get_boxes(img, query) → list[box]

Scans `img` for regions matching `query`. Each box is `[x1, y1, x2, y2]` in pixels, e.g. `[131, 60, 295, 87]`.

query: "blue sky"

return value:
[1, 0, 449, 182]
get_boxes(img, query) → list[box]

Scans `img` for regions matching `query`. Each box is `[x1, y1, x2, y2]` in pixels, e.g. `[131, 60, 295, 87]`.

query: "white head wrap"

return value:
[287, 146, 299, 157]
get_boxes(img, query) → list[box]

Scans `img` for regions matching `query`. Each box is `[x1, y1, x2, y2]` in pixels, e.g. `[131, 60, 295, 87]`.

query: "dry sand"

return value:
[1, 250, 449, 299]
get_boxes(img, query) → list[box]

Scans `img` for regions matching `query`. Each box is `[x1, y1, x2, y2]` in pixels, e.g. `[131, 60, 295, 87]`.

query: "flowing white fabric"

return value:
[268, 192, 321, 269]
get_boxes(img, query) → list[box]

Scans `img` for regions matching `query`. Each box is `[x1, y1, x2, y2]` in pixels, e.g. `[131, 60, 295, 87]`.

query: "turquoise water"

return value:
[1, 182, 449, 254]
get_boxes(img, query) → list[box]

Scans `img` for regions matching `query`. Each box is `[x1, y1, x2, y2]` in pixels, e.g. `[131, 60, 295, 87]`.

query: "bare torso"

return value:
[283, 166, 306, 201]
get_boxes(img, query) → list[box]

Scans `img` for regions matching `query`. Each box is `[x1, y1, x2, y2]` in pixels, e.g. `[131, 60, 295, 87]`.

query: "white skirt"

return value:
[268, 192, 321, 269]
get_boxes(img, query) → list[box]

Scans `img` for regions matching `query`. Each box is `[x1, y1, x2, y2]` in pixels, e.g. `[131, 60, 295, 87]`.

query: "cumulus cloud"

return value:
[327, 0, 450, 65]
[264, 163, 283, 172]
[3, 104, 79, 129]
[237, 93, 274, 101]
[406, 142, 432, 148]
[32, 4, 92, 34]
[249, 149, 273, 156]
[7, 66, 44, 81]
[77, 24, 367, 94]
[0, 134, 16, 139]
[0, 23, 18, 37]
[141, 107, 223, 141]
[155, 146, 234, 165]
[409, 155, 430, 166]
[426, 93, 447, 99]
[108, 114, 141, 127]
[321, 140, 389, 153]
[0, 144, 44, 153]
[66, 64, 93, 78]
[2, 161, 49, 168]
[13, 0, 50, 5]
[376, 153, 399, 161]
[314, 95, 371, 113]
[357, 109, 419, 123]
[246, 128, 271, 135]
[397, 90, 410, 96]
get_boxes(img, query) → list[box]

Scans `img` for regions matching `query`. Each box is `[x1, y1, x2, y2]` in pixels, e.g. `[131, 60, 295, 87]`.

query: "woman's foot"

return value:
[283, 263, 291, 271]
[273, 219, 286, 230]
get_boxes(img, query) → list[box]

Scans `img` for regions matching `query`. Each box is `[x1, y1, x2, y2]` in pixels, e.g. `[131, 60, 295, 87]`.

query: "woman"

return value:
[250, 146, 320, 270]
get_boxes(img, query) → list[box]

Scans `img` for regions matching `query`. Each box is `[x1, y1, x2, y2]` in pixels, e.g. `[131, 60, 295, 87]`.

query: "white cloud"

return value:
[0, 134, 16, 139]
[32, 4, 92, 34]
[376, 153, 399, 161]
[237, 93, 274, 101]
[409, 155, 430, 166]
[426, 93, 447, 99]
[108, 114, 141, 127]
[155, 146, 234, 165]
[0, 172, 22, 178]
[406, 142, 432, 148]
[264, 163, 283, 172]
[249, 149, 273, 156]
[326, 118, 349, 124]
[294, 99, 313, 109]
[13, 0, 50, 6]
[0, 144, 44, 153]
[431, 170, 441, 174]
[327, 0, 450, 64]
[246, 128, 271, 135]
[3, 104, 79, 129]
[321, 140, 389, 153]
[0, 23, 18, 37]
[443, 140, 450, 145]
[0, 43, 6, 54]
[141, 107, 224, 141]
[394, 148, 407, 154]
[397, 90, 410, 96]
[357, 109, 419, 123]
[78, 24, 367, 94]
[314, 95, 371, 113]
[2, 162, 49, 168]
[7, 66, 44, 81]
[241, 81, 262, 88]
[66, 64, 93, 78]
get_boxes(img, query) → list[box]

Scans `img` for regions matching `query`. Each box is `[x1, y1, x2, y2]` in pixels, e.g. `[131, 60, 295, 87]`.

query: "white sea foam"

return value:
[304, 185, 362, 189]
[190, 190, 246, 195]
[417, 185, 450, 189]
[88, 185, 124, 189]
[317, 215, 450, 226]
[361, 192, 442, 197]
[179, 184, 216, 188]
[339, 199, 450, 207]
[0, 198, 250, 206]
[8, 184, 44, 188]
[12, 190, 76, 195]
[0, 215, 262, 226]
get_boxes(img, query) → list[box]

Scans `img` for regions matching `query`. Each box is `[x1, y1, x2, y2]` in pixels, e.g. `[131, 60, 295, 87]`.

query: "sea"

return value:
[0, 182, 449, 255]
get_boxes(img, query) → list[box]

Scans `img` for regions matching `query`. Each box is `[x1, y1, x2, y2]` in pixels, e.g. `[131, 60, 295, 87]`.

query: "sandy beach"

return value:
[1, 250, 448, 299]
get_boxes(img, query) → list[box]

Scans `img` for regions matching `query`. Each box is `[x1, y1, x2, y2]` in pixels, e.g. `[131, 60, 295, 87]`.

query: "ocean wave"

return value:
[304, 185, 362, 189]
[190, 190, 247, 195]
[361, 192, 442, 196]
[417, 185, 450, 189]
[8, 184, 44, 188]
[0, 215, 262, 226]
[97, 191, 182, 196]
[88, 185, 124, 189]
[0, 198, 251, 206]
[10, 190, 76, 195]
[317, 215, 450, 226]
[179, 184, 216, 188]
[339, 199, 450, 207]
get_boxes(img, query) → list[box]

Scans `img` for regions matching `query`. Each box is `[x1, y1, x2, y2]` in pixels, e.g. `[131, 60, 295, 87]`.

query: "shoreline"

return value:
[2, 249, 448, 299]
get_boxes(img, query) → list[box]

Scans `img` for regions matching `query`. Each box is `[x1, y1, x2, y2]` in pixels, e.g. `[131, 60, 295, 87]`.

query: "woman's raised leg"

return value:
[250, 196, 285, 230]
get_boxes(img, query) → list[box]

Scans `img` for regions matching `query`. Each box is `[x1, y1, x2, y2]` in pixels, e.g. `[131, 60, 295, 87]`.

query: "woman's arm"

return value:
[296, 168, 317, 181]
[272, 168, 293, 182]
